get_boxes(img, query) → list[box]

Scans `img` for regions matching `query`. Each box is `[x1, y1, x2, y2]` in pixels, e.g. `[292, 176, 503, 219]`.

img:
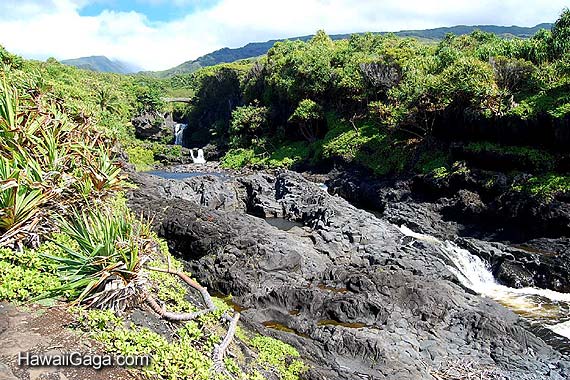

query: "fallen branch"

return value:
[144, 292, 211, 321]
[213, 312, 240, 375]
[145, 260, 242, 376]
[145, 265, 216, 310]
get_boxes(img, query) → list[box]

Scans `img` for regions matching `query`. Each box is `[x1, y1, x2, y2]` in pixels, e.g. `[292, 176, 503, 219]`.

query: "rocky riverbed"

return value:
[127, 167, 570, 380]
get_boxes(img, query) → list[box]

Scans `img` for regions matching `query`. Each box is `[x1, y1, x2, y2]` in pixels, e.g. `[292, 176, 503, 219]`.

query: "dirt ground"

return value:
[0, 302, 141, 380]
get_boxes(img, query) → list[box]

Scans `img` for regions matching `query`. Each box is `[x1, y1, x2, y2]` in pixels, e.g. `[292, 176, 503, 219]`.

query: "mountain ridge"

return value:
[148, 22, 553, 78]
[61, 55, 141, 74]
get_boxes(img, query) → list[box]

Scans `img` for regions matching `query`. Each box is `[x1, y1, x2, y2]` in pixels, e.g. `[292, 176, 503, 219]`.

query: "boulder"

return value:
[132, 112, 175, 142]
[127, 170, 570, 380]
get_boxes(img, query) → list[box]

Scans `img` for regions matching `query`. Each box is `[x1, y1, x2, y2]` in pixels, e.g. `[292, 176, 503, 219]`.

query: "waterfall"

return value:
[174, 123, 187, 146]
[398, 225, 570, 339]
[189, 148, 206, 164]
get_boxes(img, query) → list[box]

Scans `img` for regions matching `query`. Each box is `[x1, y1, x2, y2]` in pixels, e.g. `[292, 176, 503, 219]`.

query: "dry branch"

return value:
[213, 312, 240, 375]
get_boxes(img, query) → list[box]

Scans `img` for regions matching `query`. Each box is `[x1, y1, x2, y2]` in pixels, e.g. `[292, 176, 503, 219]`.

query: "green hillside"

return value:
[151, 23, 553, 78]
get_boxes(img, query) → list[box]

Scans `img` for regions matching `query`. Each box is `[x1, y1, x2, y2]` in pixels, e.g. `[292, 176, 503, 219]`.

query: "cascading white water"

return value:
[174, 123, 187, 145]
[398, 225, 570, 340]
[189, 148, 206, 164]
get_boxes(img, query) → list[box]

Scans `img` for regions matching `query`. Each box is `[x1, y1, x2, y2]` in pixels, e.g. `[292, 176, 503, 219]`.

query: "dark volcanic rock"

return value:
[327, 167, 570, 293]
[127, 170, 569, 380]
[132, 111, 175, 142]
[458, 238, 570, 292]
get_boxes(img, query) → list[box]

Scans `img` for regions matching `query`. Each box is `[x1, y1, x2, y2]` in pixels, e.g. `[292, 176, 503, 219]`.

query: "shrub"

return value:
[221, 148, 256, 169]
[229, 103, 269, 147]
[126, 145, 155, 171]
[489, 56, 534, 92]
[0, 247, 60, 302]
[288, 99, 324, 142]
[438, 56, 497, 104]
[42, 205, 153, 305]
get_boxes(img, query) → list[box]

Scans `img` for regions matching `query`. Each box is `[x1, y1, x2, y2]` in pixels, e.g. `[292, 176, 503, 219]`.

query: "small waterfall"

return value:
[174, 123, 187, 146]
[189, 148, 206, 164]
[398, 225, 570, 340]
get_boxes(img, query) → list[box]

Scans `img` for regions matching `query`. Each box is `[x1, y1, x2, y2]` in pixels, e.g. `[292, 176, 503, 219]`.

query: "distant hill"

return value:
[61, 56, 141, 74]
[150, 23, 552, 78]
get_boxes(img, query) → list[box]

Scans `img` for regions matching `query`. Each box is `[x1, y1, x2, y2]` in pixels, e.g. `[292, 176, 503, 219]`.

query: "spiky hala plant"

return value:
[0, 72, 125, 247]
[41, 206, 151, 307]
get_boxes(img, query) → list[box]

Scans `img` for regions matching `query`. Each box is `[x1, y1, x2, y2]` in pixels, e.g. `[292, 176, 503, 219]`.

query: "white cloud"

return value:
[0, 0, 567, 71]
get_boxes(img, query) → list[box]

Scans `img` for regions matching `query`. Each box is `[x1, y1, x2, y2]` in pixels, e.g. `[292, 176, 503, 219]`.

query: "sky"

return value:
[0, 0, 567, 71]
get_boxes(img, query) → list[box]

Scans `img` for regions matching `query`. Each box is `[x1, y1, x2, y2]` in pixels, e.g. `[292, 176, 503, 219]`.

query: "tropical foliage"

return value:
[166, 10, 570, 192]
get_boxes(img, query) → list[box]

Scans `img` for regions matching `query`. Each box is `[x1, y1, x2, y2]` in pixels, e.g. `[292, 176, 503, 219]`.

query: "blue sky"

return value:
[0, 0, 567, 71]
[78, 0, 221, 22]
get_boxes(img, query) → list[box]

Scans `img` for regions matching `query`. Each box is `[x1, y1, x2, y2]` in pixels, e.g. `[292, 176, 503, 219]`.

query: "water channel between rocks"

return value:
[146, 169, 570, 353]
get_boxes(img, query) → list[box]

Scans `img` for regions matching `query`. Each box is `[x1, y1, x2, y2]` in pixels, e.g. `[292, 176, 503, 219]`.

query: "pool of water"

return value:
[146, 170, 224, 180]
[265, 218, 304, 231]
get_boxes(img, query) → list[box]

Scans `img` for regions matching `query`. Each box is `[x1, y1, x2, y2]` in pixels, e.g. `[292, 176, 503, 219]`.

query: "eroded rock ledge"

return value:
[127, 170, 569, 380]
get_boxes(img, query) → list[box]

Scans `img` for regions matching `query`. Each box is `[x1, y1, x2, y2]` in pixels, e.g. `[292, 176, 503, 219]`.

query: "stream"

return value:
[398, 225, 570, 347]
[131, 168, 570, 378]
[146, 168, 570, 351]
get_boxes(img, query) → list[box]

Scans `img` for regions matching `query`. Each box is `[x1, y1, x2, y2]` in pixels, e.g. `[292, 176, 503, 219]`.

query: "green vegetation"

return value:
[76, 271, 306, 380]
[0, 247, 60, 302]
[514, 173, 570, 199]
[0, 43, 307, 380]
[79, 309, 217, 380]
[1, 9, 570, 380]
[43, 204, 151, 304]
[463, 142, 556, 171]
[148, 24, 553, 78]
[164, 9, 569, 182]
[221, 142, 311, 170]
[250, 335, 307, 380]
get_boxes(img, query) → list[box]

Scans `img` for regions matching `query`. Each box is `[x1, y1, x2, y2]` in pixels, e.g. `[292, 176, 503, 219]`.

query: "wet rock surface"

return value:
[327, 168, 570, 292]
[128, 170, 570, 380]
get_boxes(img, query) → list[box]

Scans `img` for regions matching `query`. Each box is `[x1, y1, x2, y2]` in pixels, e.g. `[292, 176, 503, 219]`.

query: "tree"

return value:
[186, 65, 245, 143]
[521, 29, 552, 65]
[94, 86, 121, 114]
[288, 99, 323, 142]
[134, 84, 165, 114]
[359, 60, 402, 92]
[489, 56, 534, 92]
[439, 56, 496, 104]
[229, 102, 269, 147]
[551, 8, 570, 60]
